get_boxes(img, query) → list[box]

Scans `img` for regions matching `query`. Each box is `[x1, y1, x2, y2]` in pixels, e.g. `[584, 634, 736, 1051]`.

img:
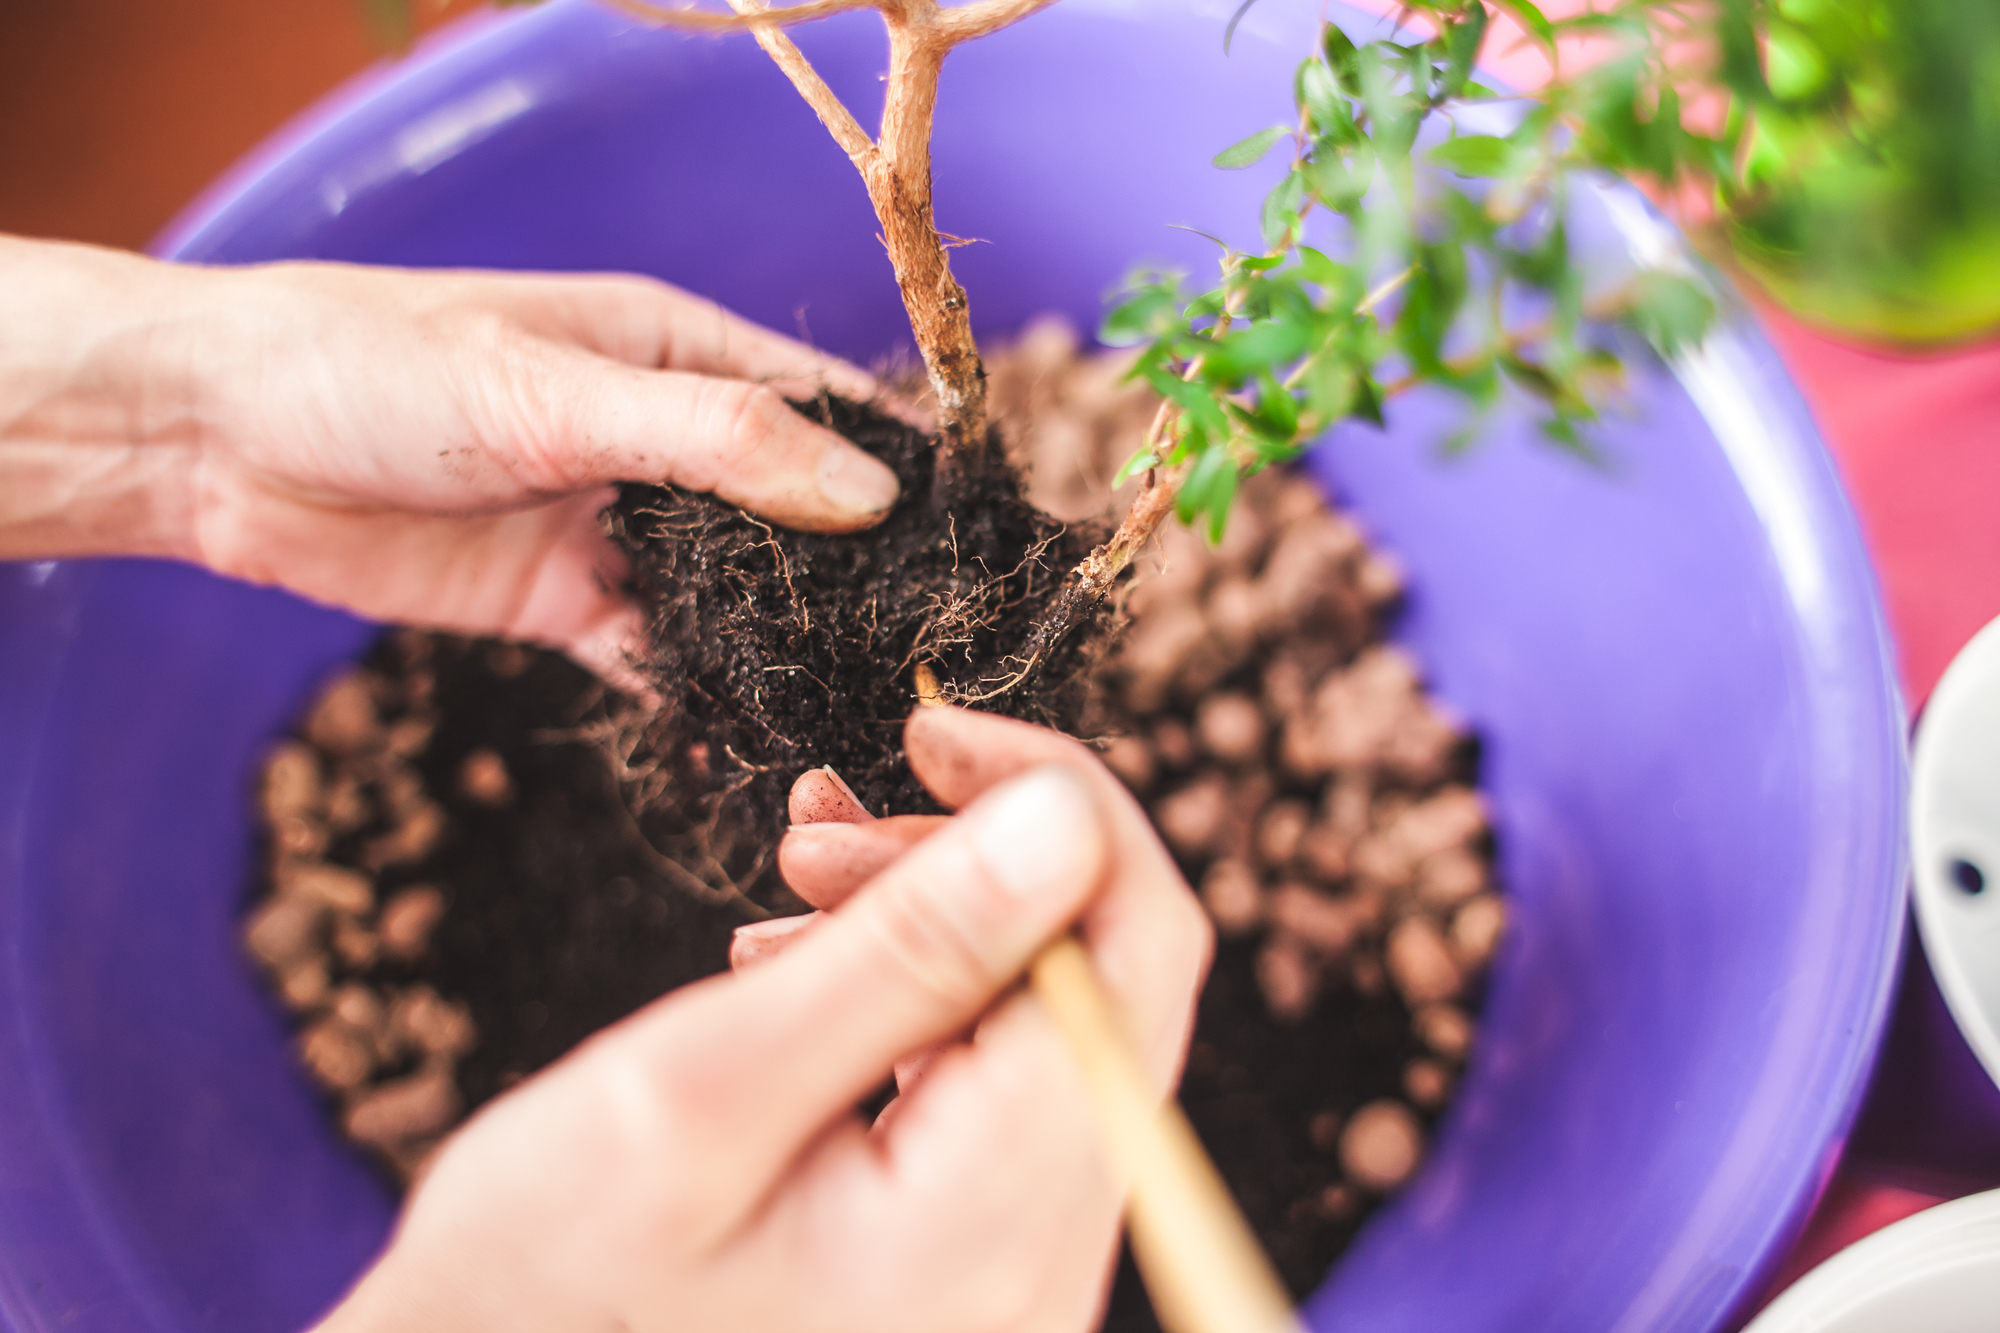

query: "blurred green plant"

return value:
[1092, 0, 2000, 552]
[1099, 3, 1719, 541]
[1669, 0, 2000, 342]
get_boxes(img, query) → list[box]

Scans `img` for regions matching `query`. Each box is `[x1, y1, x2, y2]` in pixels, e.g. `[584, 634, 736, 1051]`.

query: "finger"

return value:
[730, 912, 821, 970]
[770, 992, 1124, 1333]
[464, 270, 883, 403]
[904, 706, 1212, 1093]
[487, 336, 901, 534]
[788, 766, 876, 824]
[604, 764, 1109, 1220]
[558, 601, 660, 701]
[777, 815, 946, 910]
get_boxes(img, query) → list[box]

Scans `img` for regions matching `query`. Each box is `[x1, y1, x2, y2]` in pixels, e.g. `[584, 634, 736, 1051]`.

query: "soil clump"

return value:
[603, 391, 1106, 908]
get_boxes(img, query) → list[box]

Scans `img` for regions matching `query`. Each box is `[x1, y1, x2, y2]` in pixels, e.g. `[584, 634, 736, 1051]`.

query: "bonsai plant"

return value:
[250, 0, 1967, 1323]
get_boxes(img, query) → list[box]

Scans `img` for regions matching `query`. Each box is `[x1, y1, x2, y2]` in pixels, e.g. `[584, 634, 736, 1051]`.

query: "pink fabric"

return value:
[1740, 1173, 1948, 1323]
[1754, 302, 2000, 705]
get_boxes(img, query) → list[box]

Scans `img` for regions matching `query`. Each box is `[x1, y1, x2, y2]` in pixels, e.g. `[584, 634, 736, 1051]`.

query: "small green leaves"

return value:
[1214, 126, 1289, 169]
[1428, 133, 1512, 177]
[1100, 277, 1185, 347]
[1099, 0, 1851, 547]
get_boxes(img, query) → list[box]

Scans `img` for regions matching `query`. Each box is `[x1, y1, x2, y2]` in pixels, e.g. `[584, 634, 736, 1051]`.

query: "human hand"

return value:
[0, 236, 901, 681]
[316, 706, 1210, 1333]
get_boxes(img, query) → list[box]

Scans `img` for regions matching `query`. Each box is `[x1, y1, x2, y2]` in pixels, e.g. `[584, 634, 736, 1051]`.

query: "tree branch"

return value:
[721, 0, 878, 162]
[617, 0, 1051, 479]
[936, 0, 1061, 42]
[598, 0, 885, 35]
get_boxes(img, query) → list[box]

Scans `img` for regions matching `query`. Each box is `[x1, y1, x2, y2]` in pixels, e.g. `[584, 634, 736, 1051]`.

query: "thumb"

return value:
[505, 337, 902, 533]
[610, 765, 1108, 1216]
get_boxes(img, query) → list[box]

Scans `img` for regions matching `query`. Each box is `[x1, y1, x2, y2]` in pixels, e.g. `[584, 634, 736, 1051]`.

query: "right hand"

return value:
[317, 705, 1211, 1333]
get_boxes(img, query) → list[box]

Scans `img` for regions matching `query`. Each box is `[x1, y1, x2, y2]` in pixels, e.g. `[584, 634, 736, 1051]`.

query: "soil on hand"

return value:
[242, 322, 1504, 1320]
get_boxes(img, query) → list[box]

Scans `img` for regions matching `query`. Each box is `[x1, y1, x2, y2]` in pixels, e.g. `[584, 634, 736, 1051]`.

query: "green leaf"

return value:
[1296, 245, 1348, 288]
[1214, 126, 1289, 169]
[1626, 271, 1717, 355]
[1205, 318, 1315, 384]
[1499, 351, 1563, 402]
[1438, 3, 1490, 101]
[1428, 133, 1513, 178]
[1490, 0, 1556, 55]
[1100, 283, 1183, 346]
[1112, 446, 1161, 487]
[1764, 21, 1830, 101]
[1259, 169, 1308, 247]
[1539, 413, 1603, 464]
[1298, 59, 1352, 138]
[1145, 365, 1232, 437]
[1323, 23, 1363, 95]
[1176, 444, 1239, 539]
[1251, 370, 1301, 440]
[1351, 375, 1386, 427]
[1304, 143, 1375, 210]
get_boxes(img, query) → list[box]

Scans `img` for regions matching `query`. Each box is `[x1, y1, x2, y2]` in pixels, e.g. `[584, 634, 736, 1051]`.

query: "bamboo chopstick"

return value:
[911, 664, 1301, 1333]
[1030, 937, 1303, 1333]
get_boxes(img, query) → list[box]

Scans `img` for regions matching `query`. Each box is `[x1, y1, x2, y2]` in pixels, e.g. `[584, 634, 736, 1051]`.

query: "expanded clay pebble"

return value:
[1339, 1100, 1424, 1191]
[458, 749, 513, 806]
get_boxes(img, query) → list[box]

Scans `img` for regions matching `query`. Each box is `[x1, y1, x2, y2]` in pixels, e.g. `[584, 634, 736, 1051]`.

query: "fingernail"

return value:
[816, 443, 900, 516]
[735, 914, 817, 942]
[821, 765, 870, 812]
[971, 767, 1102, 902]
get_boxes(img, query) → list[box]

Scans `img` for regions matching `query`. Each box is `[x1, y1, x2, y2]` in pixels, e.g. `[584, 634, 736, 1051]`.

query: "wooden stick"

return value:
[910, 669, 1296, 1332]
[1031, 936, 1304, 1333]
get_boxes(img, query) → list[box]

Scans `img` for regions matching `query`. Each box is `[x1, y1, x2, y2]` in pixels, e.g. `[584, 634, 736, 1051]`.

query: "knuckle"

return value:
[861, 875, 997, 1012]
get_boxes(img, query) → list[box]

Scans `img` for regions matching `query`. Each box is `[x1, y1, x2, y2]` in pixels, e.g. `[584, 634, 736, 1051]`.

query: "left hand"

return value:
[0, 236, 902, 680]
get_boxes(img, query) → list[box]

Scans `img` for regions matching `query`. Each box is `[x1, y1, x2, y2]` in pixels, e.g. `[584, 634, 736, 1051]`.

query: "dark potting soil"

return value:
[245, 353, 1502, 1327]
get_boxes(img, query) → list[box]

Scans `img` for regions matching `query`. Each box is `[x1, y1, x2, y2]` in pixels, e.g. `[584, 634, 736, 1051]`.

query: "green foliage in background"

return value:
[1105, 0, 2000, 540]
[1102, 2, 1717, 540]
[1686, 0, 2000, 341]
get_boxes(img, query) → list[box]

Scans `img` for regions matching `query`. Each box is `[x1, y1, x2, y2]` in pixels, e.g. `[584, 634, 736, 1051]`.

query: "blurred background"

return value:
[0, 0, 475, 250]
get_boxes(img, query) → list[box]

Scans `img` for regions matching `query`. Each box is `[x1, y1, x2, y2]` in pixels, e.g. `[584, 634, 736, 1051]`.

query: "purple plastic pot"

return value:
[0, 2, 1906, 1330]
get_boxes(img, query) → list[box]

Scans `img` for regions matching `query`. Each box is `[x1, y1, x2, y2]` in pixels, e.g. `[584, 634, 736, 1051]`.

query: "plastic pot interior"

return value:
[0, 2, 1907, 1331]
